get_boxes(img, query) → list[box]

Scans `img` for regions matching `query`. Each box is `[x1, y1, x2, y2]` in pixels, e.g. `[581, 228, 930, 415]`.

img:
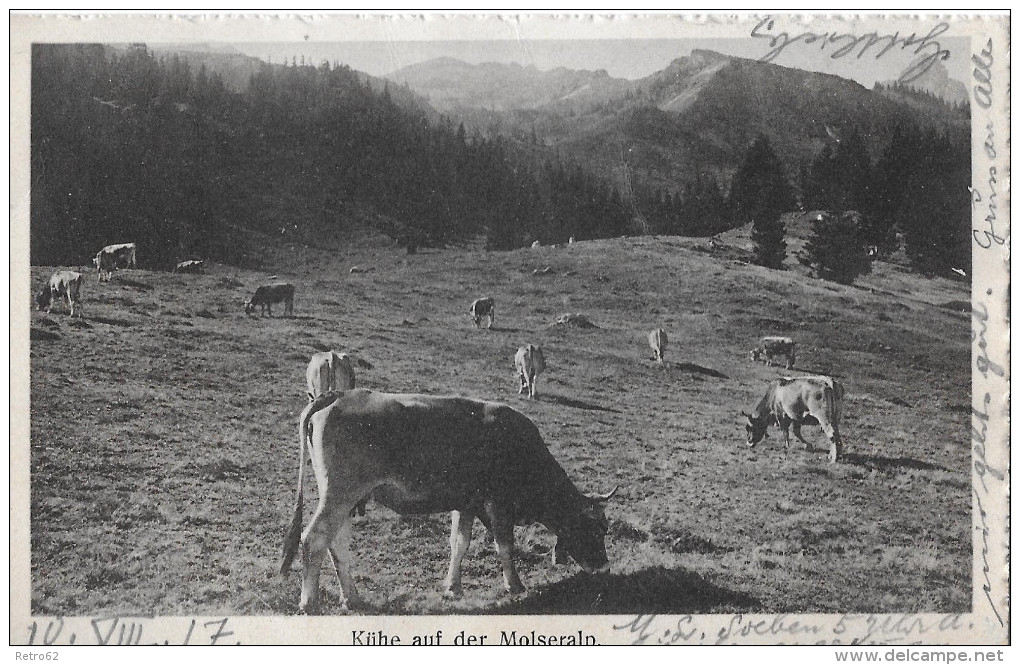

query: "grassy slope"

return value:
[28, 230, 970, 616]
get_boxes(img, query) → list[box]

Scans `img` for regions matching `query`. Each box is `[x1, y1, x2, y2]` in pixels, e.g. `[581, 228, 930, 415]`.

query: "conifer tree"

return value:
[804, 211, 872, 284]
[730, 135, 794, 269]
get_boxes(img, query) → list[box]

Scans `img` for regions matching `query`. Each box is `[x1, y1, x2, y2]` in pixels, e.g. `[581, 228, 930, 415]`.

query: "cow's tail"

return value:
[325, 353, 337, 393]
[279, 393, 340, 574]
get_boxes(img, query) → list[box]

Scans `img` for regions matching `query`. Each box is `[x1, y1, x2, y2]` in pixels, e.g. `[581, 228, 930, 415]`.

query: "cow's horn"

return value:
[595, 485, 619, 502]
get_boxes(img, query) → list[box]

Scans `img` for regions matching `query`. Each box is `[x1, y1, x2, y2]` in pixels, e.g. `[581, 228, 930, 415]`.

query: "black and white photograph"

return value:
[10, 12, 1010, 648]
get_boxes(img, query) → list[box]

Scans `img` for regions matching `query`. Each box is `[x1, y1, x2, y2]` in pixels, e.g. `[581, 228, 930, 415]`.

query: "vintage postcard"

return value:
[10, 12, 1010, 648]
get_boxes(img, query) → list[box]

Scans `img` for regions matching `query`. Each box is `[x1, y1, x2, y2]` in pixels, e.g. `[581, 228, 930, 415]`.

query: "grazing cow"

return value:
[531, 240, 541, 248]
[93, 242, 137, 282]
[742, 375, 845, 463]
[280, 389, 616, 613]
[469, 297, 495, 329]
[648, 329, 668, 363]
[244, 283, 295, 317]
[514, 344, 546, 399]
[751, 336, 796, 369]
[173, 259, 204, 274]
[305, 351, 356, 401]
[36, 270, 84, 317]
[568, 236, 575, 244]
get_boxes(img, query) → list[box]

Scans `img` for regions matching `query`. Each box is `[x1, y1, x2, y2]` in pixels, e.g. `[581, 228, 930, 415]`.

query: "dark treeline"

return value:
[31, 44, 629, 267]
[629, 118, 969, 277]
[873, 81, 970, 117]
[801, 124, 970, 276]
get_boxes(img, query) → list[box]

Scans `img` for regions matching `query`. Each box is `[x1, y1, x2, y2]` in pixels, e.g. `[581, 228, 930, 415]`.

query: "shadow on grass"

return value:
[30, 328, 61, 341]
[487, 326, 524, 333]
[89, 315, 135, 327]
[843, 452, 950, 473]
[675, 362, 728, 379]
[774, 366, 843, 379]
[487, 566, 761, 615]
[544, 394, 620, 413]
[116, 277, 154, 291]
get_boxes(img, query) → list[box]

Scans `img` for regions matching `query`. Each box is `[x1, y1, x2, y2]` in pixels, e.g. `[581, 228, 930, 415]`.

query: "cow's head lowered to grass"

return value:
[742, 410, 769, 447]
[551, 486, 618, 572]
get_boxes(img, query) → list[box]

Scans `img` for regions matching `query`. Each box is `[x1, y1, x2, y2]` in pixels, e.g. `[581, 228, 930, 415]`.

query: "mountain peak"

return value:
[881, 56, 967, 104]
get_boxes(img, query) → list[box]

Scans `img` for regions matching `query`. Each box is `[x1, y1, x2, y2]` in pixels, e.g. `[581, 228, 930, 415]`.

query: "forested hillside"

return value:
[30, 44, 631, 268]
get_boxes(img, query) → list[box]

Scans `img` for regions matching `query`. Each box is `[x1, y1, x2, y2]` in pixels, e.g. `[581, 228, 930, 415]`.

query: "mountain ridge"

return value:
[388, 49, 968, 193]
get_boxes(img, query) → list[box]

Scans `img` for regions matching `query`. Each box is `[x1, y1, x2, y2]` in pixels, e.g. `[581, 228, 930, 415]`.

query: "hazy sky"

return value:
[232, 34, 970, 87]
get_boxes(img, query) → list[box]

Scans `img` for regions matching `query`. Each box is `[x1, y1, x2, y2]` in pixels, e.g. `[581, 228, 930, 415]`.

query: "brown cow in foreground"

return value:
[37, 270, 84, 318]
[743, 375, 845, 463]
[280, 389, 616, 613]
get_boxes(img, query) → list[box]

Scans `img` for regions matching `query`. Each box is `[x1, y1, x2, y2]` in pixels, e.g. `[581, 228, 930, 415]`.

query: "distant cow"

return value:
[531, 240, 541, 248]
[245, 283, 295, 317]
[173, 260, 205, 274]
[514, 344, 546, 399]
[280, 389, 616, 613]
[305, 351, 356, 401]
[648, 329, 668, 363]
[469, 297, 495, 329]
[36, 270, 84, 318]
[742, 375, 845, 463]
[568, 237, 575, 244]
[93, 242, 137, 282]
[751, 336, 796, 369]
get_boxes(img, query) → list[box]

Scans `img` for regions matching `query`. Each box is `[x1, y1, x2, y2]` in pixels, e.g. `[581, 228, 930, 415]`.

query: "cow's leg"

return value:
[443, 510, 474, 598]
[779, 418, 792, 449]
[822, 422, 842, 464]
[518, 372, 527, 394]
[484, 501, 525, 594]
[792, 422, 811, 449]
[298, 507, 335, 614]
[530, 372, 538, 399]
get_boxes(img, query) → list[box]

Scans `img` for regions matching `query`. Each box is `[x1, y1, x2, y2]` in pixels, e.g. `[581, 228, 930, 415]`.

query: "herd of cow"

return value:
[34, 243, 847, 614]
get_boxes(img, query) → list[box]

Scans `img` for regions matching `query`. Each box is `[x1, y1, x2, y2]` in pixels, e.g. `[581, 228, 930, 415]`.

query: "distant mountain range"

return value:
[132, 43, 969, 199]
[387, 56, 633, 112]
[385, 49, 969, 191]
[880, 55, 968, 105]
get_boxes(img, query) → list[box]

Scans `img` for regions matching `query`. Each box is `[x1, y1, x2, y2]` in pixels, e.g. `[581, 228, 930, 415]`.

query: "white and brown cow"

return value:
[648, 329, 668, 363]
[751, 336, 796, 369]
[173, 260, 205, 274]
[280, 389, 616, 613]
[305, 351, 356, 401]
[469, 297, 495, 329]
[245, 283, 295, 317]
[36, 270, 84, 318]
[742, 375, 845, 463]
[93, 242, 137, 282]
[514, 344, 546, 399]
